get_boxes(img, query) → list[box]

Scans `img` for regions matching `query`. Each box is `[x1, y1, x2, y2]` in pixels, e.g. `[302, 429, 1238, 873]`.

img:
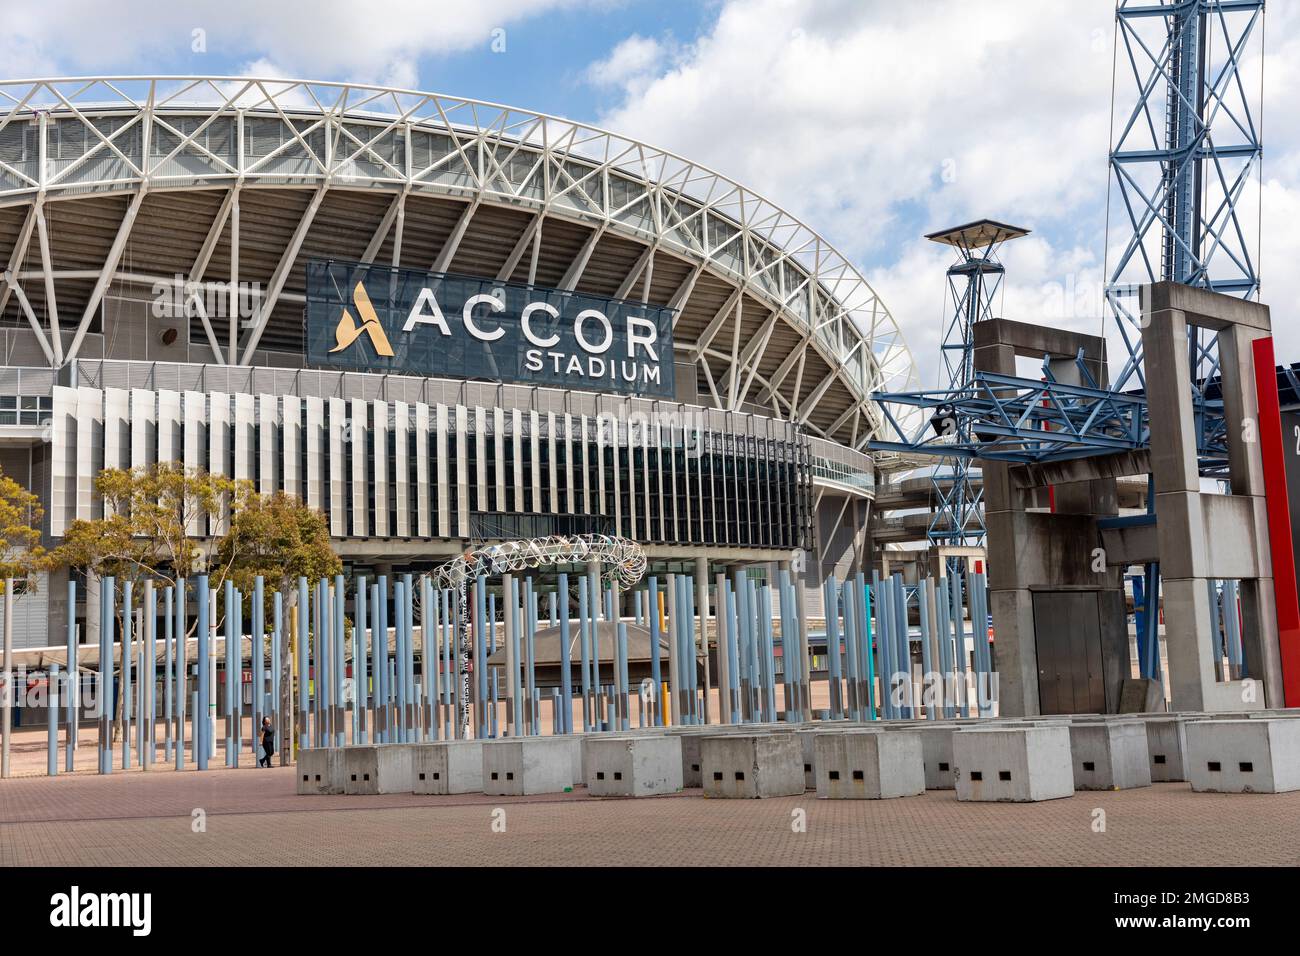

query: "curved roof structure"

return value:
[0, 76, 918, 450]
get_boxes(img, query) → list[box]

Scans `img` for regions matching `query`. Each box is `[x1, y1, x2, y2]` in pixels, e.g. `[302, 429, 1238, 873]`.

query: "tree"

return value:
[45, 463, 236, 742]
[213, 487, 341, 764]
[0, 467, 44, 584]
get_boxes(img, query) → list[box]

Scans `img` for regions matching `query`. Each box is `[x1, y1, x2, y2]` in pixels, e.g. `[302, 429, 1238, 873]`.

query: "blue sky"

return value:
[5, 0, 1296, 389]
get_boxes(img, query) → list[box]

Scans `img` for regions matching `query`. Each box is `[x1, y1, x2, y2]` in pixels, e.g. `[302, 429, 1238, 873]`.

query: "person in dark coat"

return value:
[259, 716, 275, 767]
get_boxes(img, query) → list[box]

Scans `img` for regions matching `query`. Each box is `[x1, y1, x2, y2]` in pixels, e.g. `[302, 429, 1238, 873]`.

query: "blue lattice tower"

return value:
[1106, 0, 1265, 676]
[1105, 0, 1264, 471]
[923, 220, 1030, 549]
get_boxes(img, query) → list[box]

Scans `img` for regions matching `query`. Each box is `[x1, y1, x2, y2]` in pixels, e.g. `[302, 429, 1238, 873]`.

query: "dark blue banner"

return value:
[305, 259, 675, 398]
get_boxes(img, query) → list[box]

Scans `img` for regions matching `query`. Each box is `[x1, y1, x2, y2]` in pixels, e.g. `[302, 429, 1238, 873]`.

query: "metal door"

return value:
[1032, 590, 1106, 714]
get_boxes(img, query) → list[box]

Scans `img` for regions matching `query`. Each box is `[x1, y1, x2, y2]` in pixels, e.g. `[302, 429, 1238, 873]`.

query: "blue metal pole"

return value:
[443, 588, 454, 731]
[121, 580, 132, 770]
[874, 572, 893, 719]
[491, 671, 500, 737]
[251, 578, 262, 741]
[949, 571, 969, 718]
[330, 574, 340, 749]
[371, 582, 384, 742]
[776, 570, 793, 721]
[488, 589, 497, 737]
[296, 576, 309, 753]
[862, 579, 878, 720]
[730, 569, 747, 721]
[557, 573, 571, 735]
[272, 589, 281, 754]
[235, 587, 245, 760]
[524, 577, 537, 736]
[578, 575, 591, 732]
[688, 579, 703, 722]
[67, 578, 77, 773]
[403, 573, 416, 742]
[98, 576, 111, 774]
[144, 581, 156, 769]
[893, 575, 912, 718]
[405, 575, 417, 741]
[312, 579, 324, 747]
[918, 578, 936, 720]
[1146, 564, 1162, 681]
[724, 580, 741, 723]
[393, 580, 405, 743]
[475, 574, 488, 739]
[355, 576, 367, 745]
[223, 580, 235, 767]
[163, 585, 173, 763]
[47, 662, 59, 776]
[822, 578, 842, 720]
[377, 575, 389, 743]
[174, 581, 186, 771]
[616, 620, 630, 731]
[852, 572, 869, 720]
[196, 575, 210, 770]
[972, 572, 987, 712]
[841, 580, 859, 721]
[643, 576, 659, 725]
[421, 575, 435, 741]
[508, 578, 523, 733]
[760, 583, 777, 721]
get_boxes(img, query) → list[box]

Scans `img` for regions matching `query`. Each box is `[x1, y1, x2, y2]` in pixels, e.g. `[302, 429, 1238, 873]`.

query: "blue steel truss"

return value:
[1106, 0, 1264, 435]
[871, 1, 1263, 481]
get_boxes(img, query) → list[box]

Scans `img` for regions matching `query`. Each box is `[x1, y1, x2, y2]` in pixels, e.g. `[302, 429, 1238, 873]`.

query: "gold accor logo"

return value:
[330, 281, 394, 357]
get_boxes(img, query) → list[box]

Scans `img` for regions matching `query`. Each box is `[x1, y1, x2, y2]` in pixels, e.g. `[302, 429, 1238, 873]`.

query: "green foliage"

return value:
[46, 462, 236, 592]
[0, 466, 43, 586]
[213, 487, 342, 617]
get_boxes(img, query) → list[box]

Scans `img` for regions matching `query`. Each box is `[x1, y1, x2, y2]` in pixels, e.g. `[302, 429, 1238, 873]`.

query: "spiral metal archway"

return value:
[429, 535, 646, 736]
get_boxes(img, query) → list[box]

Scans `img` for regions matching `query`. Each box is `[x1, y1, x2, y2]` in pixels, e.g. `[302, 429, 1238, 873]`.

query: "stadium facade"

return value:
[0, 77, 918, 648]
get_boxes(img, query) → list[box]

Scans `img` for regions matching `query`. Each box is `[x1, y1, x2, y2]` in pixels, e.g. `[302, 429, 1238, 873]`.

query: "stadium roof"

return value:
[0, 76, 920, 451]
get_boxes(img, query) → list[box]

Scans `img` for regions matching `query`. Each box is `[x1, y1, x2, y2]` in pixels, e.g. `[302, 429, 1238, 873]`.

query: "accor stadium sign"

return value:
[306, 259, 675, 398]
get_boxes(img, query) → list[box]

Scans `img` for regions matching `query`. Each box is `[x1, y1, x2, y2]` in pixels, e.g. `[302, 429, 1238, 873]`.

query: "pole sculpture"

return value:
[429, 535, 647, 740]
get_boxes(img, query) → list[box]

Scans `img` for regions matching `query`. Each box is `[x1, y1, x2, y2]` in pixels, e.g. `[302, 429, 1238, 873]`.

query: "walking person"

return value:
[258, 716, 275, 768]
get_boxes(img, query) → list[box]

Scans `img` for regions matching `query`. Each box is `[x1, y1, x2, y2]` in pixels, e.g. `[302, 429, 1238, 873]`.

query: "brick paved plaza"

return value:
[2, 762, 1297, 867]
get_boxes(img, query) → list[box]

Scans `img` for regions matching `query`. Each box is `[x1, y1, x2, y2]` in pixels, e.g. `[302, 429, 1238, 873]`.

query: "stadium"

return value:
[0, 76, 919, 648]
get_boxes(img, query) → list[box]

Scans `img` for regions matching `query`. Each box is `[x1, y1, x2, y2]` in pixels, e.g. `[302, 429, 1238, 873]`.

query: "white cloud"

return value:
[0, 0, 598, 86]
[587, 35, 669, 91]
[588, 0, 1300, 392]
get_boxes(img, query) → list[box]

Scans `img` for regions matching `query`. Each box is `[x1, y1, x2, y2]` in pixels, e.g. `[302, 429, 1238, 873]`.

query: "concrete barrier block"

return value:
[815, 729, 924, 799]
[1186, 719, 1300, 793]
[412, 741, 484, 795]
[700, 733, 804, 798]
[585, 735, 683, 796]
[344, 744, 416, 795]
[1069, 720, 1152, 790]
[297, 748, 345, 795]
[482, 737, 578, 795]
[897, 723, 959, 790]
[668, 724, 752, 787]
[953, 726, 1074, 802]
[1143, 717, 1189, 782]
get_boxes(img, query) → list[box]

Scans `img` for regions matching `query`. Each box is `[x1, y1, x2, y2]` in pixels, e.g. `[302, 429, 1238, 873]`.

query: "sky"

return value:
[5, 0, 1296, 391]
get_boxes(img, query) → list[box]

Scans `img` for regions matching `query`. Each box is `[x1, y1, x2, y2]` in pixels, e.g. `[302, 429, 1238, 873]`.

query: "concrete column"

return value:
[1219, 322, 1284, 706]
[1143, 298, 1270, 711]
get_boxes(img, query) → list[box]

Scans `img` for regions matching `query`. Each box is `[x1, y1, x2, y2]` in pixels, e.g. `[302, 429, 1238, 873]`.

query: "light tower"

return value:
[1105, 0, 1265, 678]
[1105, 0, 1264, 427]
[923, 220, 1030, 552]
